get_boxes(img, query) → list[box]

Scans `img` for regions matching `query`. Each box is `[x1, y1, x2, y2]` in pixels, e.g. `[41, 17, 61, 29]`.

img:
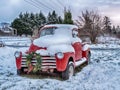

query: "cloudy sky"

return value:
[0, 0, 120, 25]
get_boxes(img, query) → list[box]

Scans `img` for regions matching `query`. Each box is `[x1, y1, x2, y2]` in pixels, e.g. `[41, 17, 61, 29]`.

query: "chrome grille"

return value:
[21, 55, 56, 69]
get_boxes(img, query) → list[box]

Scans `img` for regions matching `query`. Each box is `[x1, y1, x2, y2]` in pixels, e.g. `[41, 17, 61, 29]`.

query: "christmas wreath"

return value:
[26, 52, 42, 73]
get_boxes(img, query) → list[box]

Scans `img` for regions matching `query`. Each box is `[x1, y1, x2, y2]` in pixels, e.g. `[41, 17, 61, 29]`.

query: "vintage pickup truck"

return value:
[14, 24, 91, 80]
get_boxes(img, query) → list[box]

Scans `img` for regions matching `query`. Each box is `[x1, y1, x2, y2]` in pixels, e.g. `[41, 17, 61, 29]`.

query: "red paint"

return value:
[28, 43, 46, 53]
[82, 48, 90, 61]
[15, 52, 22, 69]
[56, 52, 75, 71]
[72, 42, 82, 60]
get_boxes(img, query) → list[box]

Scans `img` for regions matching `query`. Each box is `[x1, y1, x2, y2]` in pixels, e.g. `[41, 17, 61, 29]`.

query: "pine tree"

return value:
[11, 12, 33, 36]
[11, 11, 63, 35]
[58, 16, 63, 24]
[112, 25, 116, 34]
[30, 13, 36, 28]
[47, 12, 52, 23]
[19, 12, 23, 19]
[63, 10, 73, 24]
[103, 16, 111, 34]
[11, 18, 25, 36]
[51, 11, 58, 23]
[47, 11, 59, 24]
[38, 11, 46, 25]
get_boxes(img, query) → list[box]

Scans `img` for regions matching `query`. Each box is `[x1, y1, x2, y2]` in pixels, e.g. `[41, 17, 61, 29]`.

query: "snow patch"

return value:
[72, 37, 82, 44]
[0, 44, 120, 90]
[36, 49, 49, 56]
[44, 24, 78, 30]
[33, 35, 72, 47]
[36, 44, 75, 56]
[0, 36, 31, 47]
[47, 44, 75, 55]
[82, 44, 90, 51]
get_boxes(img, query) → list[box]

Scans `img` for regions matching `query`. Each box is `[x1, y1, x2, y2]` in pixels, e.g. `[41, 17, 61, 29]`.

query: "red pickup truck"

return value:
[14, 24, 91, 80]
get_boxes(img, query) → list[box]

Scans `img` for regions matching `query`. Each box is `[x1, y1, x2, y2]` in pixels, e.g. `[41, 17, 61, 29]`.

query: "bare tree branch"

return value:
[75, 10, 103, 43]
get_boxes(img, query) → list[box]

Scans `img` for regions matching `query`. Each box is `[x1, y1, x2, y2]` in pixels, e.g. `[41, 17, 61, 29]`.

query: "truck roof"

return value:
[44, 24, 78, 30]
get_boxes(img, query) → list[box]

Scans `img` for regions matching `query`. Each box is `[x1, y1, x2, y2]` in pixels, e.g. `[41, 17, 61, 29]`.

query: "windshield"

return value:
[40, 27, 57, 37]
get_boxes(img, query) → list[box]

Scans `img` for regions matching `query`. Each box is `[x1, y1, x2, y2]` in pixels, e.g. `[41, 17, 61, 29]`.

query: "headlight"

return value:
[56, 52, 64, 59]
[14, 51, 21, 58]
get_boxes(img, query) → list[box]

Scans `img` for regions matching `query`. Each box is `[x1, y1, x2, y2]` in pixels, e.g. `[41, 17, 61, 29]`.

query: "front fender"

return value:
[82, 44, 90, 60]
[82, 48, 90, 60]
[56, 52, 75, 71]
[15, 52, 22, 69]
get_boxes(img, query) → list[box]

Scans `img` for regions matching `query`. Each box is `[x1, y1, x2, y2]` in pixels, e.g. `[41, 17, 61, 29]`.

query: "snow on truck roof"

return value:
[43, 24, 78, 29]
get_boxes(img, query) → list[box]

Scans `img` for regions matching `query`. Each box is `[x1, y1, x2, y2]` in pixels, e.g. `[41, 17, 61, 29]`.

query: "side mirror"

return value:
[72, 31, 78, 38]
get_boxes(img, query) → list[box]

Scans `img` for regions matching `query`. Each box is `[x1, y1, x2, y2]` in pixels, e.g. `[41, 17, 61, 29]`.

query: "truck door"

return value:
[72, 42, 82, 60]
[72, 30, 82, 60]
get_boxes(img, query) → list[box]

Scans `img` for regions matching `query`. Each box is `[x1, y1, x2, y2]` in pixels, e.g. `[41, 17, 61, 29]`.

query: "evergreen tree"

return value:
[11, 18, 23, 36]
[51, 11, 58, 23]
[63, 10, 73, 24]
[103, 16, 111, 34]
[19, 12, 23, 19]
[47, 12, 52, 23]
[11, 12, 46, 36]
[22, 12, 32, 35]
[58, 16, 63, 24]
[30, 13, 36, 28]
[47, 11, 59, 24]
[38, 11, 46, 25]
[11, 11, 63, 35]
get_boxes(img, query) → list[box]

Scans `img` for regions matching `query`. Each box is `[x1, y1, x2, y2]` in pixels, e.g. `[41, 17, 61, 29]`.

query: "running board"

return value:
[75, 57, 87, 67]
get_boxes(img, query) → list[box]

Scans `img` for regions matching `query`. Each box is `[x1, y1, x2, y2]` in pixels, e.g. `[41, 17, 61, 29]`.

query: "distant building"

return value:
[0, 22, 17, 36]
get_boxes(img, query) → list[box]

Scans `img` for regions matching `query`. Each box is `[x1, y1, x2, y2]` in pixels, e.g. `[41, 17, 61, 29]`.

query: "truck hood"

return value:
[33, 35, 72, 47]
[36, 44, 75, 56]
[32, 35, 76, 56]
[32, 35, 82, 56]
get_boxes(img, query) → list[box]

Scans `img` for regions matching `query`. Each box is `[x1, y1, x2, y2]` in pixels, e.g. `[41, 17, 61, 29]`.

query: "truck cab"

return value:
[15, 24, 91, 80]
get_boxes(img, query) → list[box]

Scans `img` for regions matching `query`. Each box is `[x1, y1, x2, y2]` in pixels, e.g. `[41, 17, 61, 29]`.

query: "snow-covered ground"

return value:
[90, 36, 120, 49]
[0, 36, 31, 47]
[0, 36, 120, 90]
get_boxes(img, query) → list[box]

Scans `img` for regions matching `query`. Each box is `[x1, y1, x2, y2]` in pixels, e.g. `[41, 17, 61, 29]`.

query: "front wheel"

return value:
[87, 52, 91, 64]
[17, 68, 24, 75]
[62, 62, 74, 80]
[17, 69, 22, 75]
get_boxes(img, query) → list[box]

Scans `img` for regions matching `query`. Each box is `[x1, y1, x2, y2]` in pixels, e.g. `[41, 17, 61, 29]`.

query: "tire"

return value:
[17, 68, 24, 75]
[87, 52, 91, 64]
[17, 69, 21, 75]
[62, 62, 74, 80]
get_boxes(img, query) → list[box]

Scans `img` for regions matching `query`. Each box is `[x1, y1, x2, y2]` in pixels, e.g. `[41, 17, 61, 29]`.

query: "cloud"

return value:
[99, 5, 120, 25]
[0, 0, 22, 22]
[0, 0, 120, 25]
[9, 0, 21, 6]
[72, 0, 120, 25]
